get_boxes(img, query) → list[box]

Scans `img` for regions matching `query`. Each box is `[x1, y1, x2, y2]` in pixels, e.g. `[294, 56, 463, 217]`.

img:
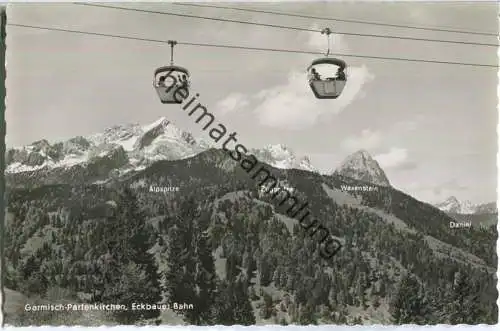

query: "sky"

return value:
[5, 1, 498, 205]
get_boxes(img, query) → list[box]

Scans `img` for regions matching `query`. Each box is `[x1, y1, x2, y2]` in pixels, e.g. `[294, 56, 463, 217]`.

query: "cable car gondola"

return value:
[307, 28, 347, 99]
[154, 40, 191, 104]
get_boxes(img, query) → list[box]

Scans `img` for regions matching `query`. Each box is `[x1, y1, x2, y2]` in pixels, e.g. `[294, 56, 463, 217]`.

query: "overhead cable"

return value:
[8, 23, 498, 68]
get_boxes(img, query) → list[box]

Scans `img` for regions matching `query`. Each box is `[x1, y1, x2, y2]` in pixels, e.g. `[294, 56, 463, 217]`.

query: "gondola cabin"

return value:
[307, 58, 347, 99]
[153, 65, 190, 104]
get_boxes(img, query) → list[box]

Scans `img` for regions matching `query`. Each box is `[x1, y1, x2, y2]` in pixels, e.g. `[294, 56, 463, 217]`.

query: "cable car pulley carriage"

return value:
[307, 28, 347, 99]
[154, 40, 191, 104]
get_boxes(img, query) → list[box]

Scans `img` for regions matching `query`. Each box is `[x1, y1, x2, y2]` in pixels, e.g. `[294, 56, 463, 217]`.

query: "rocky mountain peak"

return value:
[5, 118, 320, 175]
[251, 144, 317, 172]
[334, 149, 391, 187]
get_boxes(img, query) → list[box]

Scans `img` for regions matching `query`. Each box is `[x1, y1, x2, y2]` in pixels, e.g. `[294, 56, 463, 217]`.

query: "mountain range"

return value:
[434, 196, 497, 215]
[3, 117, 497, 326]
[5, 117, 316, 177]
[6, 117, 494, 212]
[433, 196, 497, 229]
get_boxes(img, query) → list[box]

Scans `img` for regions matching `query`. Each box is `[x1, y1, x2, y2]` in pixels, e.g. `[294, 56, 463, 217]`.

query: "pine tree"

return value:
[215, 279, 256, 325]
[298, 303, 318, 325]
[233, 280, 256, 325]
[194, 229, 218, 325]
[261, 291, 274, 319]
[225, 253, 239, 283]
[214, 280, 233, 324]
[165, 198, 207, 325]
[355, 273, 367, 308]
[446, 271, 483, 324]
[164, 221, 196, 322]
[94, 188, 162, 324]
[242, 247, 256, 283]
[379, 277, 387, 298]
[391, 273, 428, 324]
[164, 224, 184, 297]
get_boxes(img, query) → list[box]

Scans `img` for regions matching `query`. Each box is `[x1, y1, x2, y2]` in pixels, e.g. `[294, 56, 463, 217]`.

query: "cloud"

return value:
[340, 129, 382, 152]
[405, 178, 470, 204]
[253, 65, 373, 130]
[215, 93, 250, 115]
[375, 148, 408, 168]
[374, 147, 416, 170]
[393, 161, 418, 171]
[393, 120, 419, 132]
[251, 29, 374, 130]
[432, 179, 469, 196]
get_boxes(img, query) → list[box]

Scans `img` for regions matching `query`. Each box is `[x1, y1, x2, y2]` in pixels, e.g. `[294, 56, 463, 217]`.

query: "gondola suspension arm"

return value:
[321, 27, 332, 57]
[168, 40, 177, 65]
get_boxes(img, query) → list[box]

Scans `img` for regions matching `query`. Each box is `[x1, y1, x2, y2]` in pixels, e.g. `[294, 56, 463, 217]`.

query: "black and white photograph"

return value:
[2, 1, 498, 326]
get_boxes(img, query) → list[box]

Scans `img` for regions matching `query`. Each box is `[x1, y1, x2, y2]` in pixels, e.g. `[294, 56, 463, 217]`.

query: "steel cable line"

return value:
[75, 3, 499, 48]
[7, 23, 498, 68]
[173, 2, 499, 37]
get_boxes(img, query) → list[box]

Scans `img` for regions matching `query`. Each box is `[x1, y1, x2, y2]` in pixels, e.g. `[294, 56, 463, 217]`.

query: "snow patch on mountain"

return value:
[434, 196, 497, 214]
[334, 149, 391, 187]
[6, 117, 209, 174]
[6, 118, 318, 175]
[250, 144, 317, 172]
